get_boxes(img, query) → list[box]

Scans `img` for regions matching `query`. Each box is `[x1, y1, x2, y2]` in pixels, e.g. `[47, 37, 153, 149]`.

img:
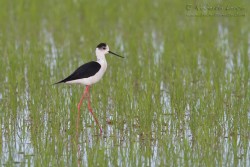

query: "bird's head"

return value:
[96, 43, 124, 58]
[96, 43, 110, 55]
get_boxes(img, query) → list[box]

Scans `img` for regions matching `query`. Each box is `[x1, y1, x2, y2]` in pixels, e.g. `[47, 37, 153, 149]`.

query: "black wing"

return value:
[54, 61, 101, 84]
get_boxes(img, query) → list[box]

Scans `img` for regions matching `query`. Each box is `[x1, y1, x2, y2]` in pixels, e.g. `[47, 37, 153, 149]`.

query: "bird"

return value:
[54, 43, 124, 134]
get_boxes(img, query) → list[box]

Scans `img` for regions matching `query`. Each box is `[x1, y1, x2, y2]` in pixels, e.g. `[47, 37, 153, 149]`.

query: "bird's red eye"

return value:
[103, 47, 106, 50]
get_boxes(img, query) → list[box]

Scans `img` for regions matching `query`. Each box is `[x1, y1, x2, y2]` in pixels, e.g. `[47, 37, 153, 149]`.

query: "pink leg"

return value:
[76, 86, 89, 139]
[77, 87, 89, 111]
[86, 86, 103, 134]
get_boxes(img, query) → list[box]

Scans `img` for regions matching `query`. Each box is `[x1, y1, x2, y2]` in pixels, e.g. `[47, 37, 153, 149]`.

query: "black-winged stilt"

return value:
[54, 43, 124, 133]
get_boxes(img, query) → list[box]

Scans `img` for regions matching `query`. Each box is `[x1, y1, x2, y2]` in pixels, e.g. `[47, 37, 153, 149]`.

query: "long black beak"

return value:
[109, 51, 124, 58]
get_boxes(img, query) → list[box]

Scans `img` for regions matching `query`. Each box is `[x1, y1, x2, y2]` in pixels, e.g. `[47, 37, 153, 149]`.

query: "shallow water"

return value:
[0, 0, 249, 166]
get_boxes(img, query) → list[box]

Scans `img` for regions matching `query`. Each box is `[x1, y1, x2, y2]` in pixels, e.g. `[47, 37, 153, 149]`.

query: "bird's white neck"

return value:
[96, 54, 106, 63]
[96, 50, 107, 72]
[96, 49, 107, 63]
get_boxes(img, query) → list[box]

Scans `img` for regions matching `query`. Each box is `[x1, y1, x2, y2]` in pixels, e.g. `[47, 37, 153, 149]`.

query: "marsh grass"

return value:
[0, 0, 249, 166]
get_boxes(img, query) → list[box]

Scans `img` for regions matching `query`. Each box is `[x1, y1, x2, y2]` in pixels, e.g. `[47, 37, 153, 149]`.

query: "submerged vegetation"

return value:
[0, 0, 249, 166]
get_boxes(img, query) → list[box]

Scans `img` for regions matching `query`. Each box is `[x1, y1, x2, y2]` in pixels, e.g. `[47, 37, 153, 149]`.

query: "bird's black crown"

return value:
[97, 43, 107, 49]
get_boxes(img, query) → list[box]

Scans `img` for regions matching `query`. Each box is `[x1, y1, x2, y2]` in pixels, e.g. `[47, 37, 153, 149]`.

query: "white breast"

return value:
[66, 61, 107, 85]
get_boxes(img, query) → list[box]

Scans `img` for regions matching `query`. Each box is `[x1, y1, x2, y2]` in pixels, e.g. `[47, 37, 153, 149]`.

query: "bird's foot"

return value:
[106, 119, 113, 125]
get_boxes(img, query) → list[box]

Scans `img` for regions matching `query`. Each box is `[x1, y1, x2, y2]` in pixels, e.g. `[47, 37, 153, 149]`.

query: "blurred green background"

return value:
[0, 0, 249, 166]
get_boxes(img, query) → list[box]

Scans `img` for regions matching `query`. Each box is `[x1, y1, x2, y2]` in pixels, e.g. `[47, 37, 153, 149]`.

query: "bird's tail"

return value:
[52, 80, 65, 85]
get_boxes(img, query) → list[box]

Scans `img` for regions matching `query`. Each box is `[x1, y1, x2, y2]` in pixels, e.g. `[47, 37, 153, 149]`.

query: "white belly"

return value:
[66, 61, 107, 85]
